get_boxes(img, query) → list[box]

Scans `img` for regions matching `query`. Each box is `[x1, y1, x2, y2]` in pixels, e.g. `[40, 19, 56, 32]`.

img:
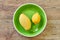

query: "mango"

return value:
[19, 14, 31, 30]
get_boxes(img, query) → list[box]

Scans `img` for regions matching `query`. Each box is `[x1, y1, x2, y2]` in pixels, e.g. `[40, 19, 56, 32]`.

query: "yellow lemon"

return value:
[19, 14, 31, 30]
[32, 12, 41, 24]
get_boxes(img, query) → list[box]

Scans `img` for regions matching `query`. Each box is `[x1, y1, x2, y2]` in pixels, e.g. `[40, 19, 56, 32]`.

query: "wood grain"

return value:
[0, 0, 60, 40]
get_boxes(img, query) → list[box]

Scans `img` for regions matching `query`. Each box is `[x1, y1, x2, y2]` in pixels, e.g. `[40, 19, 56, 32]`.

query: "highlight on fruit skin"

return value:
[19, 13, 31, 30]
[32, 12, 41, 24]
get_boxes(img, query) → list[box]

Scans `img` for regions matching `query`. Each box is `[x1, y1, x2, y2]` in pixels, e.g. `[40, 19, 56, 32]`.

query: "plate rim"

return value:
[13, 3, 47, 37]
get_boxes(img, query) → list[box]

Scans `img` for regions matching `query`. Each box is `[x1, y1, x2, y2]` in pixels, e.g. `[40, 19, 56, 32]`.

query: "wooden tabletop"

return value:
[0, 0, 60, 40]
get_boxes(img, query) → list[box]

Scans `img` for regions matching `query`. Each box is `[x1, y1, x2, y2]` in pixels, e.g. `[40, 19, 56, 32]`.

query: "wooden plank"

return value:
[0, 0, 60, 8]
[45, 8, 60, 20]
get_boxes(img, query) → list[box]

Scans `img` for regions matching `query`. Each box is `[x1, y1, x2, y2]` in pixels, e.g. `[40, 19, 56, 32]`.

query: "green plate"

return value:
[13, 3, 47, 37]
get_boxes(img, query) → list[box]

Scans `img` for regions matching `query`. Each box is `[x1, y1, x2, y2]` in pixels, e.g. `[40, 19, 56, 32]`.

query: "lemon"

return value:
[32, 12, 41, 24]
